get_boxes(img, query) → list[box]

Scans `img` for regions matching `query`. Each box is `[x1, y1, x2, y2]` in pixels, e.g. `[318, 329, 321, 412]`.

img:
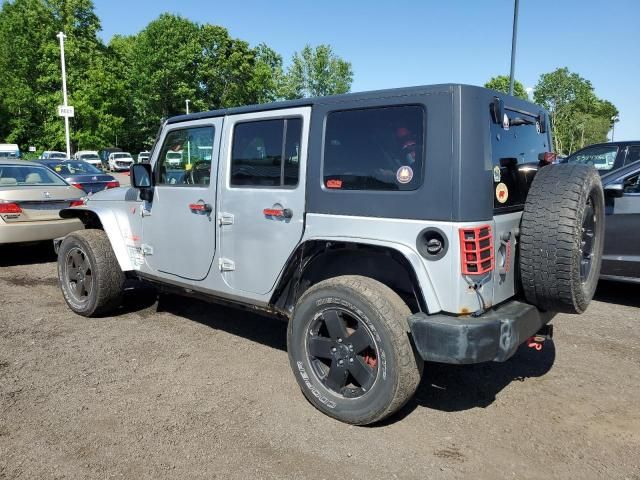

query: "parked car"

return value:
[600, 160, 640, 283]
[107, 152, 134, 172]
[37, 159, 119, 194]
[56, 84, 604, 425]
[563, 141, 640, 174]
[165, 150, 182, 167]
[0, 143, 21, 159]
[137, 151, 151, 163]
[99, 147, 122, 169]
[40, 151, 67, 160]
[74, 150, 103, 169]
[0, 159, 83, 244]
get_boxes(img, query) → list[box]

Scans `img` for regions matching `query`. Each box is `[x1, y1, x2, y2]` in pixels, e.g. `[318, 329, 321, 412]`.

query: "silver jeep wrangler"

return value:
[56, 84, 604, 425]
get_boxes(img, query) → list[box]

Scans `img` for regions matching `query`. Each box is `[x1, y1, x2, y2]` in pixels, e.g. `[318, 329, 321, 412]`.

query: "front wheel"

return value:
[288, 275, 423, 425]
[58, 229, 125, 317]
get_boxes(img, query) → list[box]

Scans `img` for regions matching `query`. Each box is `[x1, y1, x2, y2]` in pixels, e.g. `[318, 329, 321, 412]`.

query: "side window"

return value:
[625, 146, 640, 166]
[323, 106, 425, 191]
[156, 126, 215, 186]
[230, 117, 302, 188]
[623, 172, 640, 194]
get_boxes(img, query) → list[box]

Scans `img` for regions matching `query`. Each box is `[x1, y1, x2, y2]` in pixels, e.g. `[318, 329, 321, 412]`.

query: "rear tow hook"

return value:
[527, 324, 554, 351]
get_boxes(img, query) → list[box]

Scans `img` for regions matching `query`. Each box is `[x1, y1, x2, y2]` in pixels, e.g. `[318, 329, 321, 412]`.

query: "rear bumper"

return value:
[0, 218, 83, 244]
[408, 300, 555, 364]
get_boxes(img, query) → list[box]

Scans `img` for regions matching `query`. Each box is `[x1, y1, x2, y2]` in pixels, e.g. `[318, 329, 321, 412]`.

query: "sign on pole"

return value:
[58, 105, 75, 118]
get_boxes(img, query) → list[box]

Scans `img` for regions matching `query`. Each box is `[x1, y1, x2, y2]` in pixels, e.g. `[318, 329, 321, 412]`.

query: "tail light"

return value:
[539, 152, 557, 164]
[459, 225, 494, 275]
[0, 202, 22, 214]
[69, 200, 85, 207]
[106, 181, 120, 189]
[71, 182, 85, 190]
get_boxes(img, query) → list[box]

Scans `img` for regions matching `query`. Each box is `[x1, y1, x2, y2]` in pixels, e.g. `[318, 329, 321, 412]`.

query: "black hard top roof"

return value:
[167, 83, 493, 125]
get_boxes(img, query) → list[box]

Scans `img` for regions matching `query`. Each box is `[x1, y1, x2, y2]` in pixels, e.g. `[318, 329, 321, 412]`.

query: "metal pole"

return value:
[611, 123, 615, 142]
[57, 32, 71, 158]
[508, 0, 519, 96]
[186, 99, 190, 115]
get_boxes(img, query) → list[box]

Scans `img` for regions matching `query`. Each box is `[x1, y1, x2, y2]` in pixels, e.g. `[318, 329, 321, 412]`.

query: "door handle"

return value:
[263, 207, 293, 219]
[189, 202, 213, 214]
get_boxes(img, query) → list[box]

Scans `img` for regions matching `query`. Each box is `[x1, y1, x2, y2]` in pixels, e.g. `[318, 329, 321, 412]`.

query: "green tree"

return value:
[534, 68, 618, 155]
[484, 75, 528, 100]
[282, 44, 353, 99]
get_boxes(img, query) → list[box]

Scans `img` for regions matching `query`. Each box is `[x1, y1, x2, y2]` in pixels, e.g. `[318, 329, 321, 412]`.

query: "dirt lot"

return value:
[1, 243, 639, 480]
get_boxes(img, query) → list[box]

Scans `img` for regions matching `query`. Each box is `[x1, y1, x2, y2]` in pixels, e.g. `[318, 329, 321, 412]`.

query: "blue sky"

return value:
[94, 0, 638, 141]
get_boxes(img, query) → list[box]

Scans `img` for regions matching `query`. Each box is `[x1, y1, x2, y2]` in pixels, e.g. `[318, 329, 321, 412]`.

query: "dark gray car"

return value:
[36, 159, 119, 194]
[601, 160, 640, 282]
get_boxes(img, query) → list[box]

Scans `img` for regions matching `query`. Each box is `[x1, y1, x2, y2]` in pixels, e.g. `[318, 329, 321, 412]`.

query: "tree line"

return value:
[1, 0, 618, 157]
[485, 71, 618, 155]
[0, 0, 353, 154]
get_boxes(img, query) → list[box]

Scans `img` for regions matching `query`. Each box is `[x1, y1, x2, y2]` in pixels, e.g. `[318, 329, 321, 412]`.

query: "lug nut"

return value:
[338, 360, 344, 366]
[331, 347, 337, 352]
[349, 358, 354, 363]
[338, 338, 343, 343]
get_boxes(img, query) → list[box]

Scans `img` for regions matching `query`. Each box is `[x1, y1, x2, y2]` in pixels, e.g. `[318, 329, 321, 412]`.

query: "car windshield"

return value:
[567, 145, 618, 170]
[80, 154, 100, 160]
[113, 153, 132, 159]
[49, 153, 67, 159]
[0, 165, 67, 186]
[0, 151, 20, 158]
[48, 161, 102, 175]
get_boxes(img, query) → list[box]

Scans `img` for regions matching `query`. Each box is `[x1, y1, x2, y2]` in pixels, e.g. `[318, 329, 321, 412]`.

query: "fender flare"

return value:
[272, 236, 442, 314]
[59, 207, 136, 272]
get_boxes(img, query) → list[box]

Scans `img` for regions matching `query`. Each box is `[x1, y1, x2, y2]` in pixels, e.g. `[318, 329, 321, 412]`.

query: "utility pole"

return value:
[508, 0, 520, 96]
[185, 99, 190, 115]
[57, 32, 72, 158]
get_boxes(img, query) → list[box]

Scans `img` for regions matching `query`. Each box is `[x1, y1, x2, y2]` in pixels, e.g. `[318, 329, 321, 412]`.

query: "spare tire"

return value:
[520, 163, 604, 314]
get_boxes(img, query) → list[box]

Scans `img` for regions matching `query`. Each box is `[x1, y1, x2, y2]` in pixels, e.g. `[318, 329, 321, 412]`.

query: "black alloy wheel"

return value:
[307, 308, 379, 398]
[580, 196, 597, 283]
[65, 247, 93, 304]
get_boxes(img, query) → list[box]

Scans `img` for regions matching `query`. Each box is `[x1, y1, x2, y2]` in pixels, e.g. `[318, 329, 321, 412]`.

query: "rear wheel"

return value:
[520, 163, 604, 313]
[58, 229, 125, 317]
[288, 275, 422, 425]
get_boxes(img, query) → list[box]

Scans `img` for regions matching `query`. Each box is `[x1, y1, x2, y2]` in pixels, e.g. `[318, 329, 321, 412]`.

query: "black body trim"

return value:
[407, 300, 555, 364]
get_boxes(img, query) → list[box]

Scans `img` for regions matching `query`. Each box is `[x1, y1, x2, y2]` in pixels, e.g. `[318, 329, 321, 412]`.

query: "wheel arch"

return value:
[59, 207, 135, 272]
[270, 239, 437, 318]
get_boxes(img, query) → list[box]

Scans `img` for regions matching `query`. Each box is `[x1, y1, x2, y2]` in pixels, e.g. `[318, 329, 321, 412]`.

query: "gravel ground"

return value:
[0, 242, 639, 479]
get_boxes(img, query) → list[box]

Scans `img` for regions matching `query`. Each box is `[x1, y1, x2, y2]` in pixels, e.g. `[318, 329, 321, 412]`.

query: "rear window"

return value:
[568, 145, 618, 171]
[49, 161, 101, 175]
[0, 165, 66, 186]
[490, 108, 550, 210]
[323, 106, 425, 191]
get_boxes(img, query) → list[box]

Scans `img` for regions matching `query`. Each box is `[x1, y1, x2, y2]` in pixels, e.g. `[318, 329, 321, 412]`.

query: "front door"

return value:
[218, 107, 310, 295]
[141, 118, 222, 281]
[603, 168, 640, 279]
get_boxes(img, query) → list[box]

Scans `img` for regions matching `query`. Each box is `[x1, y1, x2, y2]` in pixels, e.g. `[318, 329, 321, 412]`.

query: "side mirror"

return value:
[130, 163, 153, 202]
[604, 183, 624, 198]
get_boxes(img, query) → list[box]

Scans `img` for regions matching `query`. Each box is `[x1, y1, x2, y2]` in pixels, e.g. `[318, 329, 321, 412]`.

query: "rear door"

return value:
[140, 119, 222, 281]
[602, 167, 640, 279]
[217, 107, 310, 295]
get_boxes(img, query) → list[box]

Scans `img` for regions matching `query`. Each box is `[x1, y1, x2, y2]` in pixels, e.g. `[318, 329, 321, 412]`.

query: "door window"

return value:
[625, 146, 640, 166]
[156, 126, 215, 186]
[323, 106, 425, 191]
[623, 172, 640, 194]
[230, 118, 302, 188]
